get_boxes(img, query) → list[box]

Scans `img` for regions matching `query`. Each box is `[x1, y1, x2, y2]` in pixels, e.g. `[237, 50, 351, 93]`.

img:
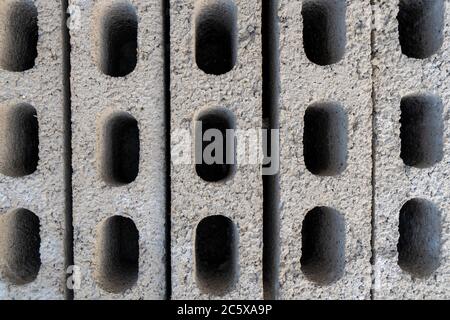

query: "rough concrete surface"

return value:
[372, 0, 450, 300]
[170, 0, 264, 299]
[278, 0, 373, 299]
[0, 0, 66, 299]
[70, 0, 166, 299]
[0, 0, 449, 301]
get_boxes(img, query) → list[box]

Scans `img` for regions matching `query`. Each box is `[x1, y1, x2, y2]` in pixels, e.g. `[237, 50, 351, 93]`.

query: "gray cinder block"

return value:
[278, 0, 373, 299]
[170, 0, 264, 299]
[69, 0, 166, 299]
[0, 0, 66, 299]
[372, 0, 449, 299]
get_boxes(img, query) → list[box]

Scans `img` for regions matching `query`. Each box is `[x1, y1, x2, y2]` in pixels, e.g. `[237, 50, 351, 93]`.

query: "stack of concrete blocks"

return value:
[170, 0, 264, 299]
[0, 0, 66, 299]
[372, 0, 450, 299]
[70, 0, 166, 299]
[278, 0, 373, 299]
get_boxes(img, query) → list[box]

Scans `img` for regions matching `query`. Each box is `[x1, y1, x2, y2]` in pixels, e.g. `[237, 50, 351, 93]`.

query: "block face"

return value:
[278, 0, 373, 299]
[372, 0, 450, 299]
[170, 0, 263, 299]
[70, 0, 166, 299]
[0, 0, 66, 300]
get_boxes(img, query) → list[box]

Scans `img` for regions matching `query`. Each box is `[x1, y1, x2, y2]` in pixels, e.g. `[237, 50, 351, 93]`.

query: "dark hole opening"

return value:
[195, 107, 235, 182]
[98, 111, 140, 185]
[95, 215, 139, 293]
[97, 1, 138, 77]
[195, 215, 237, 295]
[0, 0, 38, 72]
[303, 102, 348, 176]
[398, 198, 441, 278]
[398, 0, 444, 59]
[400, 93, 443, 168]
[0, 208, 41, 285]
[0, 103, 39, 177]
[302, 0, 347, 66]
[195, 0, 237, 75]
[301, 207, 345, 285]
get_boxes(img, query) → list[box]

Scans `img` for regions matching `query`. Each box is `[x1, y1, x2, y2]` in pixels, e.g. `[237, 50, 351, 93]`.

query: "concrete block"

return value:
[69, 0, 166, 299]
[372, 0, 450, 299]
[278, 0, 373, 299]
[170, 0, 264, 299]
[0, 0, 66, 299]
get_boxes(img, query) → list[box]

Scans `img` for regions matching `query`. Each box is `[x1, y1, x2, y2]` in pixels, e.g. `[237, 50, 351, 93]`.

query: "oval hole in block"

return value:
[400, 93, 443, 168]
[195, 215, 238, 296]
[302, 0, 347, 66]
[0, 103, 39, 177]
[194, 107, 235, 182]
[303, 102, 348, 176]
[97, 111, 140, 185]
[0, 208, 41, 285]
[95, 0, 138, 77]
[398, 0, 444, 59]
[195, 0, 238, 75]
[95, 215, 139, 293]
[301, 207, 345, 285]
[0, 0, 38, 72]
[398, 198, 441, 278]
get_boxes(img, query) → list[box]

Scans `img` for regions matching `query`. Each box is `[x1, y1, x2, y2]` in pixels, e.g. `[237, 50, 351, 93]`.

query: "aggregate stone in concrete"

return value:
[170, 0, 264, 299]
[0, 0, 66, 299]
[372, 0, 450, 299]
[278, 0, 373, 299]
[70, 0, 166, 299]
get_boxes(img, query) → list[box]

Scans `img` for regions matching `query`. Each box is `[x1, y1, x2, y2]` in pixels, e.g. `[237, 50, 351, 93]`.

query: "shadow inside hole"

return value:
[0, 103, 39, 177]
[303, 101, 348, 176]
[195, 107, 235, 182]
[95, 215, 139, 293]
[0, 208, 41, 285]
[195, 215, 238, 296]
[195, 0, 237, 75]
[301, 206, 345, 285]
[397, 0, 444, 59]
[0, 0, 38, 72]
[302, 0, 347, 66]
[398, 198, 441, 278]
[96, 0, 138, 77]
[98, 111, 140, 185]
[400, 93, 443, 168]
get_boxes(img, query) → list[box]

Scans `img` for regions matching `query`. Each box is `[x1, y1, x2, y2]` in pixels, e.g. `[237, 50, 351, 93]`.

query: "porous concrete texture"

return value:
[69, 0, 166, 299]
[1, 0, 450, 301]
[0, 0, 66, 299]
[372, 0, 450, 299]
[278, 0, 373, 299]
[170, 0, 264, 299]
